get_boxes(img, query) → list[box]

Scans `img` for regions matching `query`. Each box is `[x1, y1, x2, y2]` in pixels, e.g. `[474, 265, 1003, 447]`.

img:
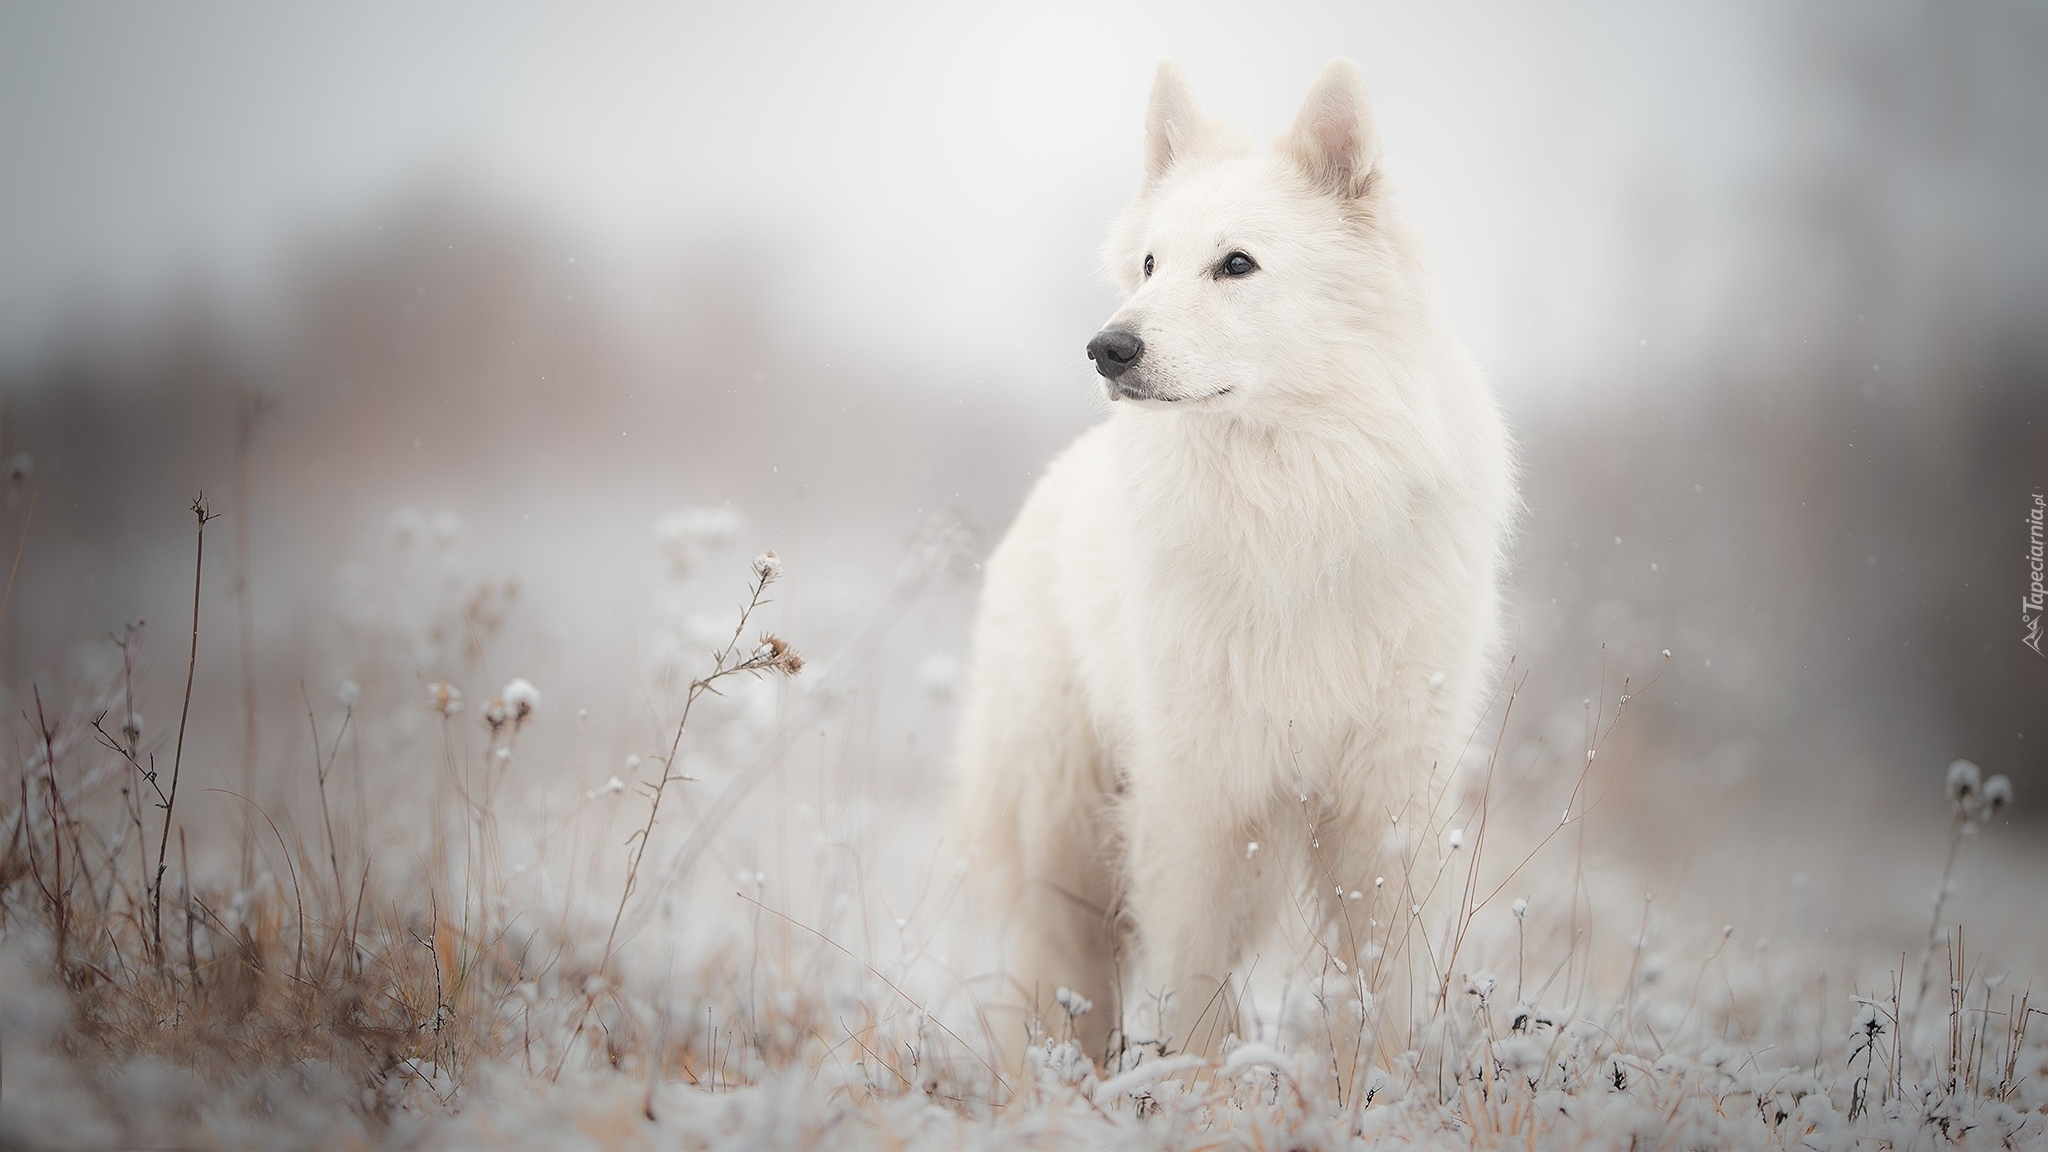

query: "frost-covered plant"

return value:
[1906, 759, 2015, 1049]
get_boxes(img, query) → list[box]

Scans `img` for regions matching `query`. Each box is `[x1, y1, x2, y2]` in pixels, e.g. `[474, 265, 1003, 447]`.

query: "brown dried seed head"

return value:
[758, 634, 803, 676]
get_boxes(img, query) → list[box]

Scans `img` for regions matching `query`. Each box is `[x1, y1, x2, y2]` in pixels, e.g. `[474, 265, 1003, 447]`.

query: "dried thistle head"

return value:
[426, 681, 463, 717]
[751, 551, 783, 582]
[746, 634, 803, 677]
[1982, 773, 2013, 816]
[1946, 758, 2015, 828]
[1945, 759, 1981, 809]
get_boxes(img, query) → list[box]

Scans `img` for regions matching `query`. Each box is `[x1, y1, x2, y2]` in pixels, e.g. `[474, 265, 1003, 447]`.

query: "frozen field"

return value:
[2, 501, 2041, 1150]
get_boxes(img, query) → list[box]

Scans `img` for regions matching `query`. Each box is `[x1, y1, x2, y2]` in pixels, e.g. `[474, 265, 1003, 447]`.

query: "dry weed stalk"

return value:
[143, 496, 217, 967]
[1904, 758, 2012, 1056]
[601, 552, 801, 970]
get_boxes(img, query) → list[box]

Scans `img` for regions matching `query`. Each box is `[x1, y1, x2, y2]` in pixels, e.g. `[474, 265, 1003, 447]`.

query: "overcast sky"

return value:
[3, 1, 2037, 400]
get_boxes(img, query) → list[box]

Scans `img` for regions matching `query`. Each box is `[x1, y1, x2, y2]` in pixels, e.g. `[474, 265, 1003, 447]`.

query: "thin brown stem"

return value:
[155, 495, 216, 966]
[302, 683, 351, 910]
[600, 566, 778, 969]
[1906, 813, 1966, 1053]
[34, 684, 69, 972]
[180, 827, 199, 989]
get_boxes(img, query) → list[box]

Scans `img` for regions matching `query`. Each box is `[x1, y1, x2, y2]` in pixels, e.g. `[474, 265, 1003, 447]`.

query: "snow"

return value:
[501, 677, 540, 716]
[4, 504, 2043, 1152]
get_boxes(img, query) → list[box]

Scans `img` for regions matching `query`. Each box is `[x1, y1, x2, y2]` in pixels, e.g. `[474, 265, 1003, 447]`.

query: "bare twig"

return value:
[153, 495, 217, 966]
[302, 683, 352, 909]
[653, 557, 933, 912]
[600, 558, 797, 969]
[17, 774, 58, 929]
[180, 827, 199, 989]
[1906, 813, 1967, 1050]
[91, 714, 166, 807]
[33, 684, 70, 971]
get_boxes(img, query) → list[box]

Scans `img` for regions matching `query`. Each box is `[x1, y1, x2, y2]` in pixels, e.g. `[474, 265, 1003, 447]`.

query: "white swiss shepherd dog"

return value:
[954, 59, 1517, 1069]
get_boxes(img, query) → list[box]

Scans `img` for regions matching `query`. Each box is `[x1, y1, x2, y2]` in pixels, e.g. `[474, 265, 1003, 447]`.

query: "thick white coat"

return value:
[954, 60, 1517, 1064]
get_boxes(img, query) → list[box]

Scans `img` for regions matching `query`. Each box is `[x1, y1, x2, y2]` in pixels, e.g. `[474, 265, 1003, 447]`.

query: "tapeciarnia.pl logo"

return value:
[2026, 490, 2045, 656]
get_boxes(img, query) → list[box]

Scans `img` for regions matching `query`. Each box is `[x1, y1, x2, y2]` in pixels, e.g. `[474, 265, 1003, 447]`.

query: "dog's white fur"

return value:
[954, 60, 1516, 1063]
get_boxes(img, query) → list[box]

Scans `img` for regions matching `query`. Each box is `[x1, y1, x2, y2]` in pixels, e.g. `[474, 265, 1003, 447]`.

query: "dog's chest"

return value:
[1115, 467, 1435, 718]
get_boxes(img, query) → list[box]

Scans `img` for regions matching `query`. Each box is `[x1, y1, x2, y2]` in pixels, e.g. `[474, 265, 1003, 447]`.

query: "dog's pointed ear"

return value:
[1286, 59, 1383, 199]
[1143, 61, 1206, 185]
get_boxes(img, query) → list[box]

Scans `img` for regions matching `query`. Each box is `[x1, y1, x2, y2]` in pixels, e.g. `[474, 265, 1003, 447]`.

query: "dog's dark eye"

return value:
[1143, 254, 1154, 278]
[1219, 251, 1257, 278]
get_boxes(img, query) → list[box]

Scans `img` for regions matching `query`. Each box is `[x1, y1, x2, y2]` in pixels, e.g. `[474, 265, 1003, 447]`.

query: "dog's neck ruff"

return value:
[1112, 400, 1433, 592]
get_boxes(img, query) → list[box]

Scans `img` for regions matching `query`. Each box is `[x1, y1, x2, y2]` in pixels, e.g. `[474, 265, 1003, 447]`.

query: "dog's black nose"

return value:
[1086, 329, 1144, 380]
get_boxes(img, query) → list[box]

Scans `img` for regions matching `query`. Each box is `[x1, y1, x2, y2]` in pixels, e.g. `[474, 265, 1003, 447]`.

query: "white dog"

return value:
[954, 60, 1516, 1067]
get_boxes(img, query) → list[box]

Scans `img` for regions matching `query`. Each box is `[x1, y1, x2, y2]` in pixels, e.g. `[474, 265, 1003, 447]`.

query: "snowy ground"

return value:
[2, 510, 2043, 1151]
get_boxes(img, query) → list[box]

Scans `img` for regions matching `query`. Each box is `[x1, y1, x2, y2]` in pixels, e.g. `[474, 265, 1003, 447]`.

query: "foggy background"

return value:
[2, 0, 2043, 924]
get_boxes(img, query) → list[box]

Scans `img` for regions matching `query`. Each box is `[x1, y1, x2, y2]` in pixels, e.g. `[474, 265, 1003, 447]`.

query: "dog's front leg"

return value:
[1120, 758, 1272, 1061]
